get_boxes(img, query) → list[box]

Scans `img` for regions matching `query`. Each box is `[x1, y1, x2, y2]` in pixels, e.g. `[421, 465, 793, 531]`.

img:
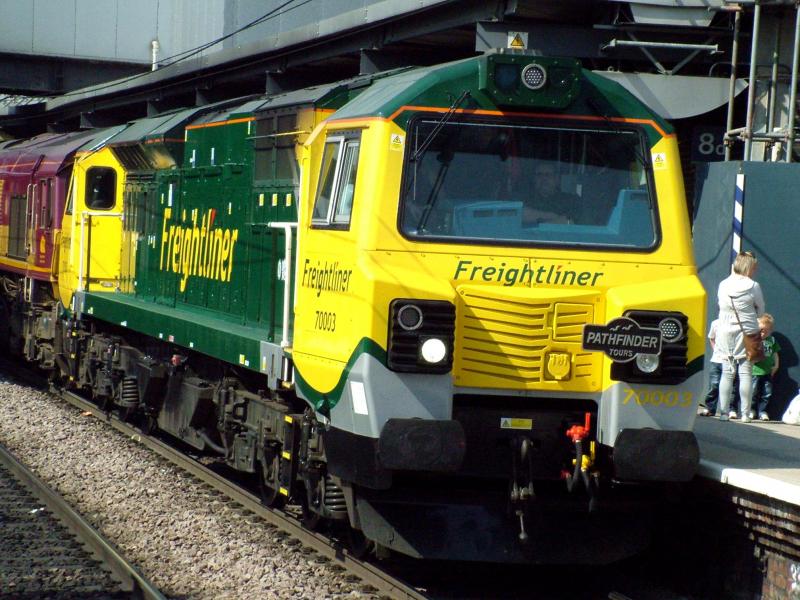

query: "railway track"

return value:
[0, 360, 688, 600]
[0, 440, 164, 599]
[55, 386, 427, 600]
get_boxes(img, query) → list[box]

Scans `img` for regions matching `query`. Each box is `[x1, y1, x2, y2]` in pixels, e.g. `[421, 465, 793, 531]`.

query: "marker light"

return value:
[635, 353, 660, 374]
[494, 63, 520, 92]
[521, 64, 547, 90]
[420, 338, 447, 364]
[658, 317, 684, 343]
[397, 304, 424, 331]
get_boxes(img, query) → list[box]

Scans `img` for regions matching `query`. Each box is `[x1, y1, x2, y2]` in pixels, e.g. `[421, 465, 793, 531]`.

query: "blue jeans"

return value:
[704, 362, 722, 413]
[751, 375, 773, 417]
[705, 362, 740, 414]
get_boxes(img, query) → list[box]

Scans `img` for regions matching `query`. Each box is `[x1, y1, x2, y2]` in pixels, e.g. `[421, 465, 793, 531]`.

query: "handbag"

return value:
[782, 392, 800, 425]
[729, 296, 765, 363]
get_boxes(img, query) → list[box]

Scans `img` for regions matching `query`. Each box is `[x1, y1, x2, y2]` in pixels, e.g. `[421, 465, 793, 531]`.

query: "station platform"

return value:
[694, 416, 800, 506]
[658, 418, 800, 598]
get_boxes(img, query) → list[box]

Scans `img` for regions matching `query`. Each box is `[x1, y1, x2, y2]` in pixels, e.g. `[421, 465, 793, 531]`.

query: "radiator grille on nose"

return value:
[453, 286, 601, 390]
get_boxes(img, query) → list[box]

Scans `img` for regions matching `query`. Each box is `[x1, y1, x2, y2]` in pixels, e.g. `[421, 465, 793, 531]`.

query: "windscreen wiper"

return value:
[415, 161, 450, 233]
[410, 90, 471, 163]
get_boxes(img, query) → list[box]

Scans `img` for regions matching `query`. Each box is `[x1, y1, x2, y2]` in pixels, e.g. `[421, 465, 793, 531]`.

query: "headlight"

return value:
[635, 353, 660, 374]
[521, 63, 547, 90]
[658, 317, 684, 343]
[420, 337, 447, 364]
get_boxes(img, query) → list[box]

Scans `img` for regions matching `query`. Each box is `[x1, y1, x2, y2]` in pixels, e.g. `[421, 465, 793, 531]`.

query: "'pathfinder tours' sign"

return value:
[582, 317, 662, 363]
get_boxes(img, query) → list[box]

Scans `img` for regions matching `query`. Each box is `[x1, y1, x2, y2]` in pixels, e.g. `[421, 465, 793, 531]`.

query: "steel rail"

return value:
[0, 440, 166, 600]
[57, 387, 428, 600]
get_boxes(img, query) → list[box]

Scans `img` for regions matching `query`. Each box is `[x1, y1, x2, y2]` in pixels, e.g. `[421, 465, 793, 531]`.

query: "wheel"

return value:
[141, 414, 158, 435]
[96, 394, 113, 413]
[259, 448, 286, 508]
[300, 487, 323, 530]
[119, 405, 137, 422]
[346, 527, 376, 559]
[46, 367, 63, 388]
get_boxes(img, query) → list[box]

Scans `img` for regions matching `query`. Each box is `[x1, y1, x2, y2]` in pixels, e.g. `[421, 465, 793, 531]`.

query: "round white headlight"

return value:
[635, 353, 660, 374]
[658, 317, 684, 343]
[420, 338, 447, 364]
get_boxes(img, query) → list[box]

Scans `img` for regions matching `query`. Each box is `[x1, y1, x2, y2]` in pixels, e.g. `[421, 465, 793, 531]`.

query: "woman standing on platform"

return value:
[715, 251, 765, 422]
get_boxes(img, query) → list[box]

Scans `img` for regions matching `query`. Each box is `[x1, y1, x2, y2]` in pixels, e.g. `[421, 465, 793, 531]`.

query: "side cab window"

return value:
[85, 167, 117, 210]
[311, 133, 360, 228]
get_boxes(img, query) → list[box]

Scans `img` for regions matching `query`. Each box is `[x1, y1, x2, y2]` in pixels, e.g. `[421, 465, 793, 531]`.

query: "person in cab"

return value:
[522, 161, 582, 226]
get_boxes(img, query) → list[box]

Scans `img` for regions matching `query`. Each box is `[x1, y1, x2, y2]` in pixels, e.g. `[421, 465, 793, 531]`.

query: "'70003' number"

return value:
[623, 388, 692, 407]
[314, 310, 336, 332]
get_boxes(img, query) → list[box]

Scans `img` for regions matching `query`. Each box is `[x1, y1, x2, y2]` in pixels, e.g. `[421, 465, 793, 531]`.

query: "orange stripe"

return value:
[186, 117, 255, 130]
[180, 108, 332, 133]
[324, 119, 372, 130]
[328, 105, 672, 139]
[145, 138, 185, 144]
[0, 256, 52, 274]
[74, 149, 113, 157]
[0, 159, 68, 170]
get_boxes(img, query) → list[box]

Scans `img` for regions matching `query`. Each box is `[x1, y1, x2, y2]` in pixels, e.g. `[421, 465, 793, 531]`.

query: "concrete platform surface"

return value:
[693, 416, 800, 506]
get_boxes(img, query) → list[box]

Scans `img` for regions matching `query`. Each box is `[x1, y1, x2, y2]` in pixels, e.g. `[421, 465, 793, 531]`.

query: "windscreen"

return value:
[400, 117, 657, 249]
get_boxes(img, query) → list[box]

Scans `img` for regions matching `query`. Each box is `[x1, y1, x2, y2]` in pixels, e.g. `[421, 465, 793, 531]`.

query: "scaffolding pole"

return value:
[786, 3, 800, 162]
[744, 3, 762, 161]
[726, 9, 743, 161]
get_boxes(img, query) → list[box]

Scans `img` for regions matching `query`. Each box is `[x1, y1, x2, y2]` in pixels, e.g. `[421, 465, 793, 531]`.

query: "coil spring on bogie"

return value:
[323, 475, 348, 518]
[119, 376, 139, 408]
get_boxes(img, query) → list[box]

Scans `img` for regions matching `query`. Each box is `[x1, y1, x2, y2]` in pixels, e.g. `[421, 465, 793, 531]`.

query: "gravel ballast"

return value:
[0, 376, 378, 599]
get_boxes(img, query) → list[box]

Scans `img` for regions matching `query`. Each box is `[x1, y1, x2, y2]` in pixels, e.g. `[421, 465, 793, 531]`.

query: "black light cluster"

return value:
[387, 299, 455, 373]
[611, 310, 689, 384]
[478, 53, 581, 109]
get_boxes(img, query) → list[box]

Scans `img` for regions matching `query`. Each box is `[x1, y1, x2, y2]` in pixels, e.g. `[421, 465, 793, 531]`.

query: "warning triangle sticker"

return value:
[509, 33, 525, 49]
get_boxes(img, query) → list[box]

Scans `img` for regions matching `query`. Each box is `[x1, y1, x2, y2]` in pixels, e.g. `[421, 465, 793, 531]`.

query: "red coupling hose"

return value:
[566, 412, 592, 443]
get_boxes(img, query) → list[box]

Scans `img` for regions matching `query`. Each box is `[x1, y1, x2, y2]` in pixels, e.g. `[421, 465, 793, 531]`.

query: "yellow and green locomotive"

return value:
[0, 52, 705, 563]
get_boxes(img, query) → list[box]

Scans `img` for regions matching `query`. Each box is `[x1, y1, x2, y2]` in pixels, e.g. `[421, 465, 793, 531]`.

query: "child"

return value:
[751, 313, 780, 421]
[699, 319, 722, 416]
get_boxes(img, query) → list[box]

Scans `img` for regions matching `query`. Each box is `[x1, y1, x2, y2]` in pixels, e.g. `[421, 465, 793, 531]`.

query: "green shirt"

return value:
[752, 335, 780, 376]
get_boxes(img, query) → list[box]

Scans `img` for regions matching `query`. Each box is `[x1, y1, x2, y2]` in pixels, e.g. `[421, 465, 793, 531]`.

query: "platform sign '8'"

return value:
[691, 127, 725, 162]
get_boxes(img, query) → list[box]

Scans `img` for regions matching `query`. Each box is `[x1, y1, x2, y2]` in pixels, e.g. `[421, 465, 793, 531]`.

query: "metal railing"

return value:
[267, 221, 298, 348]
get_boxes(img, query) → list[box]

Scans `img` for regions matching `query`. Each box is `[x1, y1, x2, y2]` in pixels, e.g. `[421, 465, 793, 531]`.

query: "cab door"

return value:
[57, 149, 125, 308]
[33, 178, 55, 269]
[293, 130, 361, 382]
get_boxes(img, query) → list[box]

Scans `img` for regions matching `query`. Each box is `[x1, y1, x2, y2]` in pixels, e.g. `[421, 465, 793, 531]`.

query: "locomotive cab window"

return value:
[312, 134, 360, 228]
[85, 167, 116, 210]
[400, 116, 658, 250]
